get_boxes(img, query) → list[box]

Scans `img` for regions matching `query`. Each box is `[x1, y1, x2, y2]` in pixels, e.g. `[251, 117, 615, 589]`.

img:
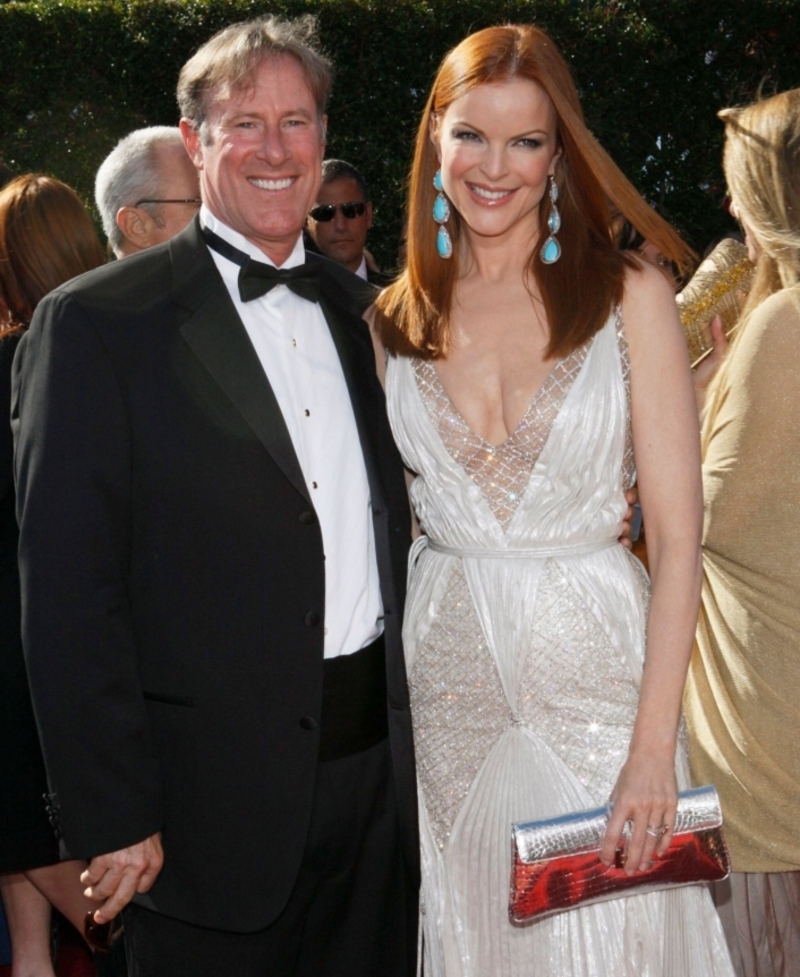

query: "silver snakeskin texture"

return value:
[513, 785, 724, 863]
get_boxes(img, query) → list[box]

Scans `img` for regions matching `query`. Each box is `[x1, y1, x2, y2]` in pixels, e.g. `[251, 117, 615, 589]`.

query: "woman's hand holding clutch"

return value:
[600, 748, 679, 875]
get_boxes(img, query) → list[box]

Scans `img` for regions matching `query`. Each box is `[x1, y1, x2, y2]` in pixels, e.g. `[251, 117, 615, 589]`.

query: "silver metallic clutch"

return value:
[510, 785, 730, 922]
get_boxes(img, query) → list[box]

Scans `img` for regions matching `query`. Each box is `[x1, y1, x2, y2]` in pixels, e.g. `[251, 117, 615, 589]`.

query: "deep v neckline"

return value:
[426, 358, 565, 451]
[411, 338, 594, 530]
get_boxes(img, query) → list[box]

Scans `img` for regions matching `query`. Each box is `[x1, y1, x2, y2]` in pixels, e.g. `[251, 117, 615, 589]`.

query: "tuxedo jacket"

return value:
[12, 218, 418, 931]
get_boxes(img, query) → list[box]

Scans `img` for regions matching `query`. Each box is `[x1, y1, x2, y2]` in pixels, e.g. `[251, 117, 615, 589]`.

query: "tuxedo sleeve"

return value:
[12, 290, 163, 859]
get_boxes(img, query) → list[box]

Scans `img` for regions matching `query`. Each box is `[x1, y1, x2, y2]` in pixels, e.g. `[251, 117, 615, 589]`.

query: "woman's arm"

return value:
[364, 305, 387, 388]
[364, 305, 420, 538]
[601, 262, 703, 873]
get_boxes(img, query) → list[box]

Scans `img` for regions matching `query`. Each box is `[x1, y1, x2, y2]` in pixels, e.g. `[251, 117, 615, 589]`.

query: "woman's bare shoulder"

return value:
[621, 259, 678, 325]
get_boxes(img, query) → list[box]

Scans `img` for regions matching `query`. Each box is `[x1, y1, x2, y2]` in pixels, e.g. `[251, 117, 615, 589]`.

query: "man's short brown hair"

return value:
[177, 15, 333, 130]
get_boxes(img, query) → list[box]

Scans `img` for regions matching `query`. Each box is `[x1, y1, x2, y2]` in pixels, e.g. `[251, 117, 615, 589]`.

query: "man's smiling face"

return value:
[182, 54, 326, 265]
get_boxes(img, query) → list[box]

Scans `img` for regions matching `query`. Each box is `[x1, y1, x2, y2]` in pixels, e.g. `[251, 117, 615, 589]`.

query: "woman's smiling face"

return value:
[432, 77, 560, 249]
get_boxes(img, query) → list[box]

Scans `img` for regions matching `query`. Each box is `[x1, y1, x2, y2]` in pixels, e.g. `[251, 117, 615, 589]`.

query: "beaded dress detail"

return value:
[386, 310, 734, 977]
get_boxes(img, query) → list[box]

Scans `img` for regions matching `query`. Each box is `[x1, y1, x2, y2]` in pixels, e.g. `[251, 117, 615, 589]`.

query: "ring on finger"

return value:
[645, 823, 668, 838]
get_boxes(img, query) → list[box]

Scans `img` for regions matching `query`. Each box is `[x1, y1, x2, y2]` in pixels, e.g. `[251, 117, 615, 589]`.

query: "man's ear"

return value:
[116, 207, 154, 254]
[365, 201, 374, 231]
[179, 118, 205, 170]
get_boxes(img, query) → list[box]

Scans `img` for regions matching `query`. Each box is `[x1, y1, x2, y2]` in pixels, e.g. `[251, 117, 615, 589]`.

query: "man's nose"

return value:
[332, 208, 349, 230]
[256, 125, 291, 166]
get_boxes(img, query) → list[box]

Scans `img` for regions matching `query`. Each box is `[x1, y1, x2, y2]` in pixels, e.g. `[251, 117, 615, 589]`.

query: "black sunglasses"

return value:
[309, 201, 366, 222]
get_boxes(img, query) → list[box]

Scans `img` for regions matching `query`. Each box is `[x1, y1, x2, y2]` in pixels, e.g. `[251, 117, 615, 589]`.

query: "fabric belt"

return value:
[319, 633, 388, 762]
[424, 537, 617, 560]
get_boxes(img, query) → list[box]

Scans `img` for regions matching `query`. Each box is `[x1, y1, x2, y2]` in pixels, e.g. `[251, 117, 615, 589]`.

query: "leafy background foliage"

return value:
[1, 0, 798, 267]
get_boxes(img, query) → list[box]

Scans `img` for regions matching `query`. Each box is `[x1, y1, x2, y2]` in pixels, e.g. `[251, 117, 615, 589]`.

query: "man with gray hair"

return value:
[14, 14, 417, 977]
[95, 126, 200, 257]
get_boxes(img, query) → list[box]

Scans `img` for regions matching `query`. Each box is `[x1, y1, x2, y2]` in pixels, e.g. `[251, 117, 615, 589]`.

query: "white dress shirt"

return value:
[201, 207, 383, 658]
[355, 256, 368, 281]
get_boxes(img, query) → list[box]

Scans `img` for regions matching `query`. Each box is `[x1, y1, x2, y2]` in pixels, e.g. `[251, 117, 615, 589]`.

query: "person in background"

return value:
[95, 126, 200, 258]
[0, 174, 106, 977]
[614, 212, 683, 290]
[685, 88, 800, 977]
[306, 158, 392, 284]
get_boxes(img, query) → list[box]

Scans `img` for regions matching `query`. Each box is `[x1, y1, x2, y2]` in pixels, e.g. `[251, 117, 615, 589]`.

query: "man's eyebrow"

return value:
[223, 107, 316, 122]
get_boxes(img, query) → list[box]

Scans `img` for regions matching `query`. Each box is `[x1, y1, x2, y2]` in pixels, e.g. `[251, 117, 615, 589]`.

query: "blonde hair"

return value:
[177, 15, 332, 133]
[376, 24, 693, 360]
[721, 88, 800, 315]
[0, 175, 105, 335]
[701, 89, 800, 435]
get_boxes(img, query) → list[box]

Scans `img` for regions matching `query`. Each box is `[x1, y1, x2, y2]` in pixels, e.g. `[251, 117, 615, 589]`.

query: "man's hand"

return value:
[81, 832, 164, 924]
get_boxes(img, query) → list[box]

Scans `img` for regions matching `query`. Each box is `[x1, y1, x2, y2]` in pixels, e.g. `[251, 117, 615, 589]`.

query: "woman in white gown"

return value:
[372, 25, 736, 977]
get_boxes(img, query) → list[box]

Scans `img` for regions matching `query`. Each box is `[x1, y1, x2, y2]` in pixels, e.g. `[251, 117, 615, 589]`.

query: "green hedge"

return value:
[1, 0, 798, 266]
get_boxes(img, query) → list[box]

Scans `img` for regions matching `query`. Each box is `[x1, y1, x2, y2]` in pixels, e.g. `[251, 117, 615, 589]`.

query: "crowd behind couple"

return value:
[0, 12, 798, 977]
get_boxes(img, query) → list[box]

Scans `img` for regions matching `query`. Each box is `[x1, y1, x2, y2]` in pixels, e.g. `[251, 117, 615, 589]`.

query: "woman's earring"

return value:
[433, 170, 453, 259]
[540, 175, 562, 265]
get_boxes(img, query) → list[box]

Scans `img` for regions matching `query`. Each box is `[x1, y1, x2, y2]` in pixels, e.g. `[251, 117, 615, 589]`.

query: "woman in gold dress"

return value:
[685, 89, 800, 976]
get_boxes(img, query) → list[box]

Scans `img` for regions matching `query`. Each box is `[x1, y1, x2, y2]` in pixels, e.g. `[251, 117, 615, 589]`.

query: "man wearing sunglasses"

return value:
[306, 159, 392, 285]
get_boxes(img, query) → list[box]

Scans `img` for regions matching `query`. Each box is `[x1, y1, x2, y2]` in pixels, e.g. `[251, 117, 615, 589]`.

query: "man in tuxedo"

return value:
[13, 15, 417, 977]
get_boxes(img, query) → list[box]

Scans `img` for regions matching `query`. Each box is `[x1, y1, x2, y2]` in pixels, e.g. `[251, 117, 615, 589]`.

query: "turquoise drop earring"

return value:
[540, 175, 562, 265]
[433, 170, 453, 259]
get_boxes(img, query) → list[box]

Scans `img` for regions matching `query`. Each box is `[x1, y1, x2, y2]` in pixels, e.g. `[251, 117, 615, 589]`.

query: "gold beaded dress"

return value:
[385, 311, 734, 977]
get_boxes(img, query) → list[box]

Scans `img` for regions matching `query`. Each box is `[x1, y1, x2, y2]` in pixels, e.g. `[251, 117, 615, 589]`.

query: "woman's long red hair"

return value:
[0, 174, 105, 337]
[376, 25, 693, 359]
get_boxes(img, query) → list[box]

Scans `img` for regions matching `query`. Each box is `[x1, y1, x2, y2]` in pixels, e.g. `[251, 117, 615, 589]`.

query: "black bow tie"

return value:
[202, 227, 320, 304]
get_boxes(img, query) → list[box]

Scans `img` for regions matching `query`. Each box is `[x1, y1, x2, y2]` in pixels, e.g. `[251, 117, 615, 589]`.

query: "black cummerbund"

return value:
[319, 633, 388, 762]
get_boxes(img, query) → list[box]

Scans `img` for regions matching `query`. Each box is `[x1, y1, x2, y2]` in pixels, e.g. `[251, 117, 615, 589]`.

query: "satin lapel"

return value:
[171, 222, 311, 504]
[318, 292, 387, 511]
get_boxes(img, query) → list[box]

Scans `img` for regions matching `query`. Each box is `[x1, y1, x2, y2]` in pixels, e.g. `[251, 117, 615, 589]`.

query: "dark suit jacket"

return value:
[12, 218, 418, 931]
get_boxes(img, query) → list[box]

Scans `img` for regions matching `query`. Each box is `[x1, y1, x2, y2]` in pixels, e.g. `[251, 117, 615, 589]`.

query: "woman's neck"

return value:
[458, 221, 539, 284]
